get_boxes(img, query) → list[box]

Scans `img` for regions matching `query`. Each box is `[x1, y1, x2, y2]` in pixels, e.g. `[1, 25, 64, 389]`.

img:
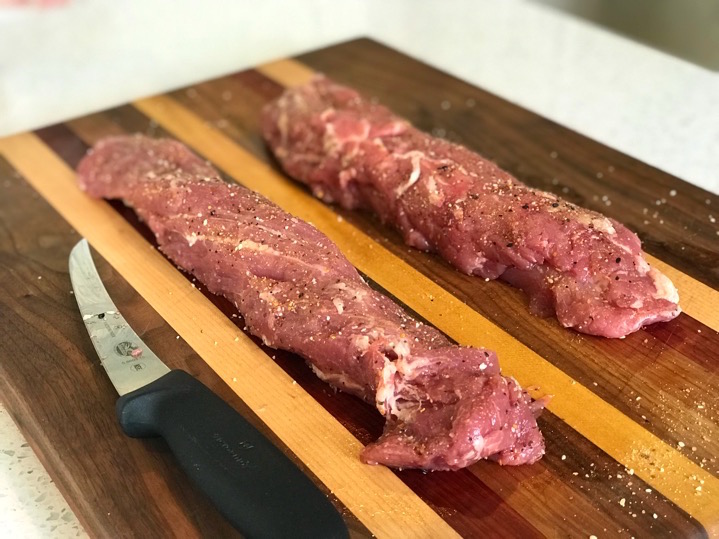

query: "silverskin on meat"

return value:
[261, 77, 681, 338]
[76, 135, 545, 470]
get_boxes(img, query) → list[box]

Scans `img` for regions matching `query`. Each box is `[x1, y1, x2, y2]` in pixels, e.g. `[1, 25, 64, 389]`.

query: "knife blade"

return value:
[68, 239, 348, 538]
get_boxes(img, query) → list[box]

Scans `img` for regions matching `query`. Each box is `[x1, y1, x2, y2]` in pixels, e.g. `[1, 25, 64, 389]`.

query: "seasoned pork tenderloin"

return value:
[77, 135, 545, 470]
[261, 77, 680, 338]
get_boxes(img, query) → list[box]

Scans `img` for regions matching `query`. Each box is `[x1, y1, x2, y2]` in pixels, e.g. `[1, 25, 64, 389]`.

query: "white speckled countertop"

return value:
[1, 0, 717, 535]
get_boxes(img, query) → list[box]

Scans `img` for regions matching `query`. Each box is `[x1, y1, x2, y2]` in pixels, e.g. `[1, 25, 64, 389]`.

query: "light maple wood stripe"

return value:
[130, 94, 718, 530]
[259, 58, 319, 87]
[0, 132, 459, 539]
[257, 58, 719, 335]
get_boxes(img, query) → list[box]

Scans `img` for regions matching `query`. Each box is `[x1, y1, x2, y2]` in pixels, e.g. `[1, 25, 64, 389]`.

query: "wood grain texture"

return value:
[34, 118, 713, 537]
[1, 38, 717, 537]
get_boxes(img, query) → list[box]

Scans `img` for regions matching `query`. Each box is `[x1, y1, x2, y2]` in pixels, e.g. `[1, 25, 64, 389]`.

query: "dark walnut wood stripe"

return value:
[49, 111, 707, 538]
[36, 123, 539, 538]
[164, 69, 719, 480]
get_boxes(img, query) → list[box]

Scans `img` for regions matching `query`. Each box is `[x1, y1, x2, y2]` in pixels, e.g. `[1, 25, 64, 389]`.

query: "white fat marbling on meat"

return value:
[375, 357, 398, 417]
[394, 151, 425, 197]
[425, 175, 444, 206]
[576, 213, 616, 235]
[185, 232, 198, 246]
[258, 290, 277, 305]
[310, 364, 365, 394]
[635, 255, 651, 276]
[471, 434, 485, 454]
[391, 339, 411, 359]
[593, 217, 616, 235]
[323, 118, 371, 154]
[353, 335, 370, 352]
[649, 267, 680, 303]
[234, 239, 280, 255]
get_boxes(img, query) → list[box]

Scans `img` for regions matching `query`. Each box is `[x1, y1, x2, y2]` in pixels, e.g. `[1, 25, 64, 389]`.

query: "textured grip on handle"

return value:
[116, 370, 348, 538]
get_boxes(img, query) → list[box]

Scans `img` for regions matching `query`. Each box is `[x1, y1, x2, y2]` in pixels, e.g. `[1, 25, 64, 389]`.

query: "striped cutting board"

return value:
[0, 39, 717, 538]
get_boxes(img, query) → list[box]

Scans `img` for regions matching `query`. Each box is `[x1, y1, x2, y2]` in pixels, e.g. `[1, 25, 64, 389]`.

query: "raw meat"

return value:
[261, 77, 681, 338]
[77, 135, 545, 470]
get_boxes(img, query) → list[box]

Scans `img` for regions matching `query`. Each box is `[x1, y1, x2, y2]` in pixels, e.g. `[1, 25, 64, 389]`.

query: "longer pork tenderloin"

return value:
[76, 135, 545, 470]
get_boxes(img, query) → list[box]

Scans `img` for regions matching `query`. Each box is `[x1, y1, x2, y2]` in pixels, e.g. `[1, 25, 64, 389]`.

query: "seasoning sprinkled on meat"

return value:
[76, 135, 545, 470]
[261, 77, 681, 338]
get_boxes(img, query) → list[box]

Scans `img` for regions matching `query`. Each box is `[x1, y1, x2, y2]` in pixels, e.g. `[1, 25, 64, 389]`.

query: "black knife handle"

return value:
[116, 370, 348, 539]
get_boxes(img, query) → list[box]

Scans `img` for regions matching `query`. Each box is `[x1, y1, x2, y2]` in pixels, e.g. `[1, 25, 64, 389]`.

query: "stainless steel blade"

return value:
[68, 239, 170, 396]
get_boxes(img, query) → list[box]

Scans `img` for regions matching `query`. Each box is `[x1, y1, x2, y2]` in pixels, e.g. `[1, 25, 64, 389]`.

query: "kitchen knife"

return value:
[68, 239, 348, 538]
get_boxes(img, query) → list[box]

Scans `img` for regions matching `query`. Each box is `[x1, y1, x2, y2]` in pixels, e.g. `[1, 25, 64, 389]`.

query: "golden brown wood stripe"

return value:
[0, 132, 459, 539]
[128, 92, 718, 530]
[257, 58, 719, 335]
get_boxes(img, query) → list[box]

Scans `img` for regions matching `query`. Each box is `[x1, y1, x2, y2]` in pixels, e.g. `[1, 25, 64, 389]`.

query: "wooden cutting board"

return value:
[1, 38, 717, 538]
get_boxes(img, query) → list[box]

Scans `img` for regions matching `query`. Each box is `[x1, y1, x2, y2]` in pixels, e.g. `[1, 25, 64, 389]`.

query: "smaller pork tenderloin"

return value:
[261, 76, 681, 338]
[76, 135, 545, 470]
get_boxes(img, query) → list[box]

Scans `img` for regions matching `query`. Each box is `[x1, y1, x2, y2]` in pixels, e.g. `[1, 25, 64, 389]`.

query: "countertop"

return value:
[1, 0, 717, 535]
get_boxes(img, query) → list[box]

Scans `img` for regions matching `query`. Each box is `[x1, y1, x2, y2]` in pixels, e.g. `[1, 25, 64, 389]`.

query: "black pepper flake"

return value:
[551, 202, 559, 208]
[615, 257, 622, 263]
[506, 242, 514, 248]
[521, 204, 529, 210]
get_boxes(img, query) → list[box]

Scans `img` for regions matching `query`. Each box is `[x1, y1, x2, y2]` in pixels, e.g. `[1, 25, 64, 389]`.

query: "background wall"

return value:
[1, 0, 718, 192]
